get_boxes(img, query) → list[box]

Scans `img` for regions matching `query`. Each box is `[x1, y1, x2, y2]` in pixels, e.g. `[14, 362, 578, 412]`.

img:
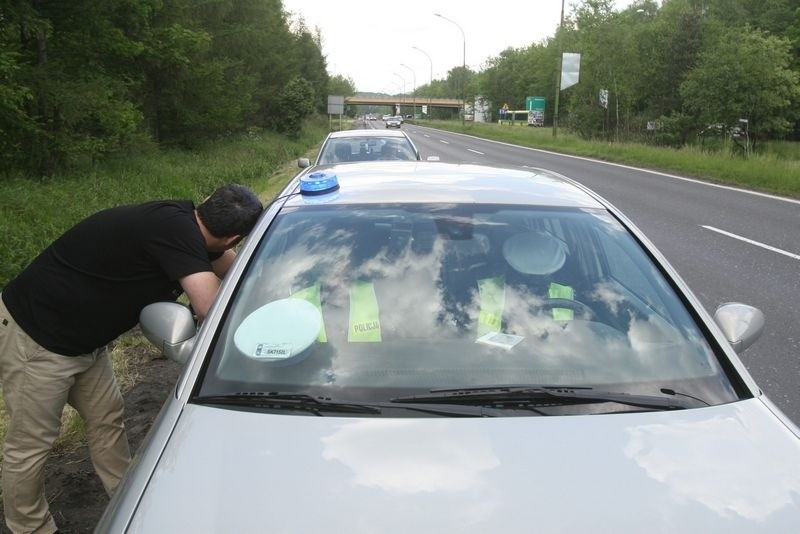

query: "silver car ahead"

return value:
[385, 115, 403, 128]
[98, 162, 800, 533]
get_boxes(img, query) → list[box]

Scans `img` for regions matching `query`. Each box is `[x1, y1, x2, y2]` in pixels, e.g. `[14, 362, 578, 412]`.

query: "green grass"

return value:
[418, 120, 800, 198]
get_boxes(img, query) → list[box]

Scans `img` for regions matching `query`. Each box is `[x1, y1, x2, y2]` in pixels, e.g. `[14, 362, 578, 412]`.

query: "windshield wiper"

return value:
[193, 392, 515, 417]
[391, 385, 697, 411]
[193, 392, 382, 415]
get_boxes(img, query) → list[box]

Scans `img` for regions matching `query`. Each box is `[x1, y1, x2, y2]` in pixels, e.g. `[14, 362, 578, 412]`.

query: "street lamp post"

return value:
[434, 13, 465, 125]
[400, 63, 416, 120]
[553, 0, 566, 138]
[412, 46, 433, 120]
[392, 72, 406, 116]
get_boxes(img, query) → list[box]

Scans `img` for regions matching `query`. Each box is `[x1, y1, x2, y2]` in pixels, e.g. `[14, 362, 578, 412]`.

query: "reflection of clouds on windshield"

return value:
[321, 420, 500, 495]
[257, 225, 356, 297]
[240, 212, 715, 387]
[502, 286, 633, 374]
[358, 243, 446, 336]
[628, 316, 677, 351]
[590, 282, 626, 315]
[624, 415, 800, 521]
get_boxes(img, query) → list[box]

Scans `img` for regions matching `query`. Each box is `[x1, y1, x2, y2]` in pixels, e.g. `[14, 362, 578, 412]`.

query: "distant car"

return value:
[98, 162, 800, 533]
[297, 129, 419, 169]
[385, 116, 402, 129]
[382, 114, 391, 121]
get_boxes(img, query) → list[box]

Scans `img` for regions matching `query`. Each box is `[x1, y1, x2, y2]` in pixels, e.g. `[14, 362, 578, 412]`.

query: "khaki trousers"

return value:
[0, 296, 131, 534]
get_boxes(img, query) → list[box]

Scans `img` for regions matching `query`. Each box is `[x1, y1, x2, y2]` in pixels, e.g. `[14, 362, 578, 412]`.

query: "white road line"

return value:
[701, 225, 800, 260]
[467, 149, 484, 155]
[439, 139, 450, 144]
[414, 125, 800, 206]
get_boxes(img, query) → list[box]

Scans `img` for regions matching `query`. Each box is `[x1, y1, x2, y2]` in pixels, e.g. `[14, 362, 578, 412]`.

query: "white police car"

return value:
[98, 162, 800, 532]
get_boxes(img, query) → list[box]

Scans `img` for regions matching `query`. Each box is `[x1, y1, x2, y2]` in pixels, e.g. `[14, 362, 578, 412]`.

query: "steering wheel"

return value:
[538, 298, 595, 319]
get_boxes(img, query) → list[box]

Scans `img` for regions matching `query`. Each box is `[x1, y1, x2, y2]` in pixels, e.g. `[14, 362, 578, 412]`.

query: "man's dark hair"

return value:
[197, 184, 263, 237]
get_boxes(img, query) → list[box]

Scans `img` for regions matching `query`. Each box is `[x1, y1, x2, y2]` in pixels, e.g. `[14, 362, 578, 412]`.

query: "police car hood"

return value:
[125, 398, 800, 532]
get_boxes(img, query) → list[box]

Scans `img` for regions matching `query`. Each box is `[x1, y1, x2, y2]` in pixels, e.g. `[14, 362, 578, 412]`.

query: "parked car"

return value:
[97, 162, 800, 533]
[385, 116, 403, 128]
[297, 129, 419, 169]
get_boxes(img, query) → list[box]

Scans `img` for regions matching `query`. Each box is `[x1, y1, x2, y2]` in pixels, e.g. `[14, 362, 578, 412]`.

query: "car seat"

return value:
[334, 143, 351, 162]
[438, 233, 493, 332]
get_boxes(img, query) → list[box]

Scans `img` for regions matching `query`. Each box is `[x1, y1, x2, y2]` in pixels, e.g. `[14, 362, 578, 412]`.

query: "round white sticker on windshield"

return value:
[234, 299, 322, 362]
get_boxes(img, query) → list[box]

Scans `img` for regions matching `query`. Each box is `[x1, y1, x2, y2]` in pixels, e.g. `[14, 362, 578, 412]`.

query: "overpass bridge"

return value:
[344, 95, 464, 113]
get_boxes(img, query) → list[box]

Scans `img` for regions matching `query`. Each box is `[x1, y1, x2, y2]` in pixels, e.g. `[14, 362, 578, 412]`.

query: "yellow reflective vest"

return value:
[477, 277, 574, 335]
[291, 281, 382, 343]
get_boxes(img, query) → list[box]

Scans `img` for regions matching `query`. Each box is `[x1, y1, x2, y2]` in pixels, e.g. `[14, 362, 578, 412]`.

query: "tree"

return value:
[680, 25, 800, 146]
[328, 74, 356, 97]
[272, 76, 316, 137]
[0, 0, 151, 172]
[0, 45, 35, 171]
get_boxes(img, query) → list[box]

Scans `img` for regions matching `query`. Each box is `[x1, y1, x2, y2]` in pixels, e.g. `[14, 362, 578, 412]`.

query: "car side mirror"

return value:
[713, 302, 765, 354]
[298, 157, 310, 168]
[139, 302, 197, 364]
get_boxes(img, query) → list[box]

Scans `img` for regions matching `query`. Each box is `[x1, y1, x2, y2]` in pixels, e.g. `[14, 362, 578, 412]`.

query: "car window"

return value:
[200, 204, 737, 409]
[317, 136, 417, 164]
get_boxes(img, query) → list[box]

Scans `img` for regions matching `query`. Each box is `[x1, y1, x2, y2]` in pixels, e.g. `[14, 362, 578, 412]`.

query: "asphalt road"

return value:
[384, 121, 800, 424]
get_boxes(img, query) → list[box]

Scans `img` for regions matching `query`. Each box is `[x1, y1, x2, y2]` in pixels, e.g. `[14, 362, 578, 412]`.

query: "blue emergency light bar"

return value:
[300, 171, 340, 196]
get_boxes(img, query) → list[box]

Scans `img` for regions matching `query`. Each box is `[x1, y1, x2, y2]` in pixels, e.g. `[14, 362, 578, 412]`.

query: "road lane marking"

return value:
[439, 139, 450, 144]
[701, 226, 800, 260]
[467, 149, 485, 155]
[411, 125, 800, 206]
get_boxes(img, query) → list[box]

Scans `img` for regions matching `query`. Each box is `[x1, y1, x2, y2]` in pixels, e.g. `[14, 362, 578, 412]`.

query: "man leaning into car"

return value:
[0, 183, 263, 534]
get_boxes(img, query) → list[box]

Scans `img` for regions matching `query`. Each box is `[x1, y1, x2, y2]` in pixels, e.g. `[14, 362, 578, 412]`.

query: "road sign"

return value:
[525, 97, 545, 126]
[327, 95, 344, 115]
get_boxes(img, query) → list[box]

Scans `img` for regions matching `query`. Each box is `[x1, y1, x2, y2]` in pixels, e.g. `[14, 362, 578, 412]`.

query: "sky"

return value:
[282, 0, 638, 94]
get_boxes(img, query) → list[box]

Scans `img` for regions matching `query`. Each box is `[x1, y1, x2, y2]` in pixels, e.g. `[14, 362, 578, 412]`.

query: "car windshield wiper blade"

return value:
[391, 385, 695, 411]
[382, 402, 516, 417]
[193, 392, 382, 415]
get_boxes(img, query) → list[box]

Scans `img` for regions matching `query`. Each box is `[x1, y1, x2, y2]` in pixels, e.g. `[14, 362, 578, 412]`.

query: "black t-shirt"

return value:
[2, 200, 221, 356]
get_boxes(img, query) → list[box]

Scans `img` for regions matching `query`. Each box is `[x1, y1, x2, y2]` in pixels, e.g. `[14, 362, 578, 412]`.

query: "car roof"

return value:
[285, 162, 606, 209]
[326, 129, 408, 139]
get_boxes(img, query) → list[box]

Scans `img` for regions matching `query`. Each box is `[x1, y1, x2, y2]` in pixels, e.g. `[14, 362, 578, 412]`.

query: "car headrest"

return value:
[502, 230, 567, 275]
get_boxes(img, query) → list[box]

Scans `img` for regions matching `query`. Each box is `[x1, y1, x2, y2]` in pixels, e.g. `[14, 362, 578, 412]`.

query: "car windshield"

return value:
[318, 136, 416, 164]
[199, 203, 740, 411]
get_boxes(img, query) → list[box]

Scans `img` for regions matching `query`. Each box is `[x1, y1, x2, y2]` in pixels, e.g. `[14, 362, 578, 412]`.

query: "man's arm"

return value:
[211, 249, 237, 279]
[179, 271, 221, 320]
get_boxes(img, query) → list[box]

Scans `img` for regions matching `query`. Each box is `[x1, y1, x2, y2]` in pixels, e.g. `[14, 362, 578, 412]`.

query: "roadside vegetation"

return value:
[408, 1, 800, 158]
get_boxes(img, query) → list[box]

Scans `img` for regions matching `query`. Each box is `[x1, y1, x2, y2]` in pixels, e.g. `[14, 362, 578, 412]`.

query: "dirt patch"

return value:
[0, 339, 181, 533]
